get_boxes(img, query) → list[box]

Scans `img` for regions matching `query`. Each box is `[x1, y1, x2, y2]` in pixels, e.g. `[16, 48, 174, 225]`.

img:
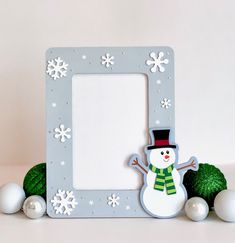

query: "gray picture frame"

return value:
[46, 47, 175, 218]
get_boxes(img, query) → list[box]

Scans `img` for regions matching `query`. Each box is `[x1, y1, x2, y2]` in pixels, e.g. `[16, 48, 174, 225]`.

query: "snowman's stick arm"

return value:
[177, 157, 198, 171]
[135, 161, 148, 174]
[129, 155, 148, 174]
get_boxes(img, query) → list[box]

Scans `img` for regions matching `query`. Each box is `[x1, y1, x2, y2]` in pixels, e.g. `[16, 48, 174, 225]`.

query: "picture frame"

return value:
[46, 47, 175, 218]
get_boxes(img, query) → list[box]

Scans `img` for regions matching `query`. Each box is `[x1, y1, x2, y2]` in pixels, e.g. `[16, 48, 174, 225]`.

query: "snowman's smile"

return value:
[163, 155, 170, 162]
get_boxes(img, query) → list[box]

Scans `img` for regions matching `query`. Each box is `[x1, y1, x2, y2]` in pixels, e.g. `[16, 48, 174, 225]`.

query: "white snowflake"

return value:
[101, 53, 114, 68]
[46, 57, 68, 80]
[54, 124, 71, 142]
[107, 194, 120, 207]
[51, 190, 78, 215]
[146, 52, 169, 73]
[161, 98, 171, 109]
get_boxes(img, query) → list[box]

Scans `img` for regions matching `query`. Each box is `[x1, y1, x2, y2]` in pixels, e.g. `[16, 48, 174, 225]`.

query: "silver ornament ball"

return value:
[23, 195, 46, 219]
[185, 197, 209, 221]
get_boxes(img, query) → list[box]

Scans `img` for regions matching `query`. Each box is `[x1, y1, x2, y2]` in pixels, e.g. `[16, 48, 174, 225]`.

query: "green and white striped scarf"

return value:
[149, 164, 176, 195]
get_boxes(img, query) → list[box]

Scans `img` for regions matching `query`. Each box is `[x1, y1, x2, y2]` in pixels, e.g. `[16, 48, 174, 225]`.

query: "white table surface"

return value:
[0, 164, 235, 243]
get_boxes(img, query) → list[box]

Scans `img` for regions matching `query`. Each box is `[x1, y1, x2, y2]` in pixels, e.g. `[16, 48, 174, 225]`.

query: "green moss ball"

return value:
[23, 163, 46, 200]
[183, 163, 227, 208]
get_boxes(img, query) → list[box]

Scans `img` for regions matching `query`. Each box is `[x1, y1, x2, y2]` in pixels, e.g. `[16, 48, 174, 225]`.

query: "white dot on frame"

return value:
[156, 80, 161, 84]
[52, 102, 57, 107]
[60, 161, 65, 166]
[89, 200, 94, 206]
[155, 120, 160, 125]
[82, 55, 87, 59]
[125, 205, 130, 210]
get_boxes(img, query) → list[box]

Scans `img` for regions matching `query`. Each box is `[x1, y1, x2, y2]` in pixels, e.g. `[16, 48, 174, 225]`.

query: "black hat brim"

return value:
[147, 145, 177, 150]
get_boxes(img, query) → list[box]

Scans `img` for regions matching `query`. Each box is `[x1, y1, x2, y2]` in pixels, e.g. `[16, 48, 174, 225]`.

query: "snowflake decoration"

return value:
[107, 194, 120, 207]
[54, 124, 71, 142]
[146, 52, 169, 73]
[161, 98, 171, 109]
[46, 57, 68, 80]
[101, 53, 114, 68]
[51, 190, 78, 215]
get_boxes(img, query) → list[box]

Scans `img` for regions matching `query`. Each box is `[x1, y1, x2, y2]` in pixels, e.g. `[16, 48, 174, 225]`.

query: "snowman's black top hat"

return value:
[147, 129, 176, 150]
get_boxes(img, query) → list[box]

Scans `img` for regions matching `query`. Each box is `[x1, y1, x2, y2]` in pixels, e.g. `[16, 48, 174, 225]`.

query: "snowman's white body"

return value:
[142, 147, 186, 218]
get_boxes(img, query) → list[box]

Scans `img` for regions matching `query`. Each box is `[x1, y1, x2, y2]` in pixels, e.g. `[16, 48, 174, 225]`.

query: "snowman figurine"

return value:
[129, 129, 198, 218]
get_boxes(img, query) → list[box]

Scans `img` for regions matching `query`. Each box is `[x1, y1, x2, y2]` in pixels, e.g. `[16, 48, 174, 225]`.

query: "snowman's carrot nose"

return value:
[165, 155, 170, 159]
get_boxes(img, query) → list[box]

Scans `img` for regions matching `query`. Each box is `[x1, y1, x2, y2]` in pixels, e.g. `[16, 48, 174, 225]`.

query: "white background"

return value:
[72, 74, 147, 189]
[0, 0, 235, 166]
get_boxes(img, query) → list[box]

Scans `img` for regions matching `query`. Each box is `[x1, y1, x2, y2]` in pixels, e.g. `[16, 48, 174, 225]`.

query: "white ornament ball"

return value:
[185, 197, 209, 221]
[214, 189, 235, 222]
[23, 195, 46, 219]
[0, 182, 25, 214]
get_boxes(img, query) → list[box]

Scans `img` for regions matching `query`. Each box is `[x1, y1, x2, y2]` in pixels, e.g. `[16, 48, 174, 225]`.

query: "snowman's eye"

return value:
[166, 150, 170, 154]
[161, 151, 164, 155]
